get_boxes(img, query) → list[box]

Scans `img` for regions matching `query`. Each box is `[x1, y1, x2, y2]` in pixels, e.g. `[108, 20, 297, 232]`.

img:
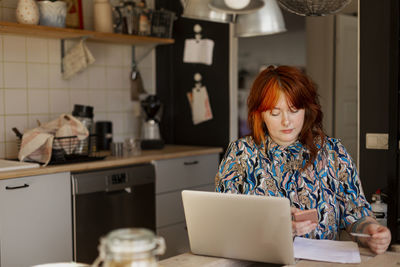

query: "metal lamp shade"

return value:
[182, 0, 234, 23]
[278, 0, 352, 16]
[235, 0, 286, 37]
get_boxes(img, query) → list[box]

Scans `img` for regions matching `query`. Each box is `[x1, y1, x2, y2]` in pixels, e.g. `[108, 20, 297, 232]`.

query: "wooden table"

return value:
[159, 247, 400, 267]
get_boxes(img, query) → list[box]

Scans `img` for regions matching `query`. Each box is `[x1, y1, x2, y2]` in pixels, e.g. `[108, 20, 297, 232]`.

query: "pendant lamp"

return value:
[235, 0, 286, 37]
[182, 0, 234, 23]
[278, 0, 352, 16]
[208, 0, 264, 14]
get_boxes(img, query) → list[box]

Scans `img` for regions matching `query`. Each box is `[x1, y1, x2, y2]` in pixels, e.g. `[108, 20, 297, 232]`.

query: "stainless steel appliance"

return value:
[71, 164, 156, 264]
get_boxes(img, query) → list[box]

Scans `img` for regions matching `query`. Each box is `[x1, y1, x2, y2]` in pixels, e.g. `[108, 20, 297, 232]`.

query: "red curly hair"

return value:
[247, 65, 325, 167]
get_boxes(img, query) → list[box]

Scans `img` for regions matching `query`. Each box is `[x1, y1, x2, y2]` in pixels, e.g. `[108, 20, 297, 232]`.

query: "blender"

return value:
[140, 95, 164, 149]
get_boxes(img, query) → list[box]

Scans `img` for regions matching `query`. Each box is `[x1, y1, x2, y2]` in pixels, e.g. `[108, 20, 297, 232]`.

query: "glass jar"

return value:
[92, 228, 165, 267]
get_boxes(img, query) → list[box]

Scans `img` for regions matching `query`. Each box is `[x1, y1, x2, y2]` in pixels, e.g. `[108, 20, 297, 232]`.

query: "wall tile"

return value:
[106, 67, 123, 89]
[107, 90, 123, 112]
[2, 0, 17, 8]
[5, 141, 18, 159]
[5, 115, 28, 142]
[28, 114, 50, 129]
[106, 44, 124, 66]
[0, 90, 4, 115]
[70, 89, 90, 107]
[93, 112, 108, 123]
[0, 35, 3, 62]
[49, 64, 69, 89]
[48, 39, 61, 64]
[3, 35, 26, 62]
[107, 113, 123, 135]
[121, 66, 131, 90]
[88, 66, 107, 89]
[2, 8, 17, 22]
[28, 89, 49, 114]
[27, 37, 48, 63]
[69, 70, 89, 89]
[4, 62, 27, 88]
[49, 89, 70, 114]
[0, 116, 4, 142]
[27, 63, 48, 89]
[5, 89, 27, 114]
[87, 42, 106, 66]
[0, 143, 5, 158]
[0, 63, 3, 89]
[89, 89, 107, 112]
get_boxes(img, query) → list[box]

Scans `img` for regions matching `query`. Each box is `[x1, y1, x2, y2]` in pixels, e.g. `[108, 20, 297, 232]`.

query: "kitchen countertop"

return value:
[0, 145, 223, 180]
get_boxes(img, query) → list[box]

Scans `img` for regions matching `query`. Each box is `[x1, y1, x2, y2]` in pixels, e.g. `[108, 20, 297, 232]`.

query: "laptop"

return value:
[182, 190, 295, 265]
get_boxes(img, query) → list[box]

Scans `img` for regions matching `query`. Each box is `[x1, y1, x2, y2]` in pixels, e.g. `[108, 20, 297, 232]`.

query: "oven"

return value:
[71, 164, 155, 264]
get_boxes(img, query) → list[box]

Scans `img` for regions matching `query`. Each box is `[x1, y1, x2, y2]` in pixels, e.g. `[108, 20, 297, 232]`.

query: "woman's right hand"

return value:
[291, 207, 318, 236]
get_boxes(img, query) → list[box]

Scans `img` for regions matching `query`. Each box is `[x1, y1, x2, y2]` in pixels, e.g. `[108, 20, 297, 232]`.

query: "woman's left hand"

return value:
[364, 223, 391, 254]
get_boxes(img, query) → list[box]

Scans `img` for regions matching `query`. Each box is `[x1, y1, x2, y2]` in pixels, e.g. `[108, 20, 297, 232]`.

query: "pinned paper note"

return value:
[183, 39, 214, 65]
[187, 73, 213, 125]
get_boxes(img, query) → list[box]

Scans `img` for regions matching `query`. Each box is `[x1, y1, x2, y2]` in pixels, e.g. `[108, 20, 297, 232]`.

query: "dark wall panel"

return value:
[156, 0, 230, 149]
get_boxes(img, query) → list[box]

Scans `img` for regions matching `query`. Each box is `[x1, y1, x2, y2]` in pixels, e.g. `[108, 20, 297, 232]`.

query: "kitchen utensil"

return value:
[130, 46, 145, 101]
[95, 121, 113, 150]
[12, 127, 23, 139]
[140, 95, 164, 150]
[111, 142, 124, 157]
[72, 104, 94, 154]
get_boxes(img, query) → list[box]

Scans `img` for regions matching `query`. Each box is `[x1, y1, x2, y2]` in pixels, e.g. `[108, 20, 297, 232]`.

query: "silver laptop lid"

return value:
[182, 190, 295, 265]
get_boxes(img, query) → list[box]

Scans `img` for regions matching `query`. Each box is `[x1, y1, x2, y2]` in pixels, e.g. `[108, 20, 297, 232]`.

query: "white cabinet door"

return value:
[0, 172, 72, 267]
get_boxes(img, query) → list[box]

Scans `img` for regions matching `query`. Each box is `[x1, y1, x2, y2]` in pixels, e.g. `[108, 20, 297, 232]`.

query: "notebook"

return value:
[182, 190, 295, 265]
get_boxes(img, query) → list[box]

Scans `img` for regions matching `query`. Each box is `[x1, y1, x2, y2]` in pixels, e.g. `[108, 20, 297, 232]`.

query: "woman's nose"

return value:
[282, 113, 290, 127]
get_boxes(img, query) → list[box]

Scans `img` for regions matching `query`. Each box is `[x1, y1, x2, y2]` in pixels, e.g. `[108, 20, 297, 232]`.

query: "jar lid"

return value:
[101, 228, 157, 255]
[72, 104, 94, 118]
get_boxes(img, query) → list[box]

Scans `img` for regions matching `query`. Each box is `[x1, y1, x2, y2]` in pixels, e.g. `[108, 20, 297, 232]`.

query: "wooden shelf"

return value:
[0, 21, 174, 46]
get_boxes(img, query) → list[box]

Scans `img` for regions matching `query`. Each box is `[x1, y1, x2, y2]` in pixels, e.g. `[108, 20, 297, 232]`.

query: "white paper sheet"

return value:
[293, 237, 361, 264]
[183, 39, 214, 65]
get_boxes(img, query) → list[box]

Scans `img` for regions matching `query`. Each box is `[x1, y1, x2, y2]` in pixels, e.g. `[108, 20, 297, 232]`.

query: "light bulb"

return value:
[224, 0, 251, 9]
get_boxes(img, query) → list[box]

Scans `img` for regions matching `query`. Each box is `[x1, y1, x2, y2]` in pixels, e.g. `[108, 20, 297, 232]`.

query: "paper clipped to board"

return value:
[293, 237, 361, 263]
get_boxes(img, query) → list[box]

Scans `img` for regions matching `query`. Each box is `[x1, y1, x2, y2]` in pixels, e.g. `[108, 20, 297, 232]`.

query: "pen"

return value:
[350, 232, 371, 238]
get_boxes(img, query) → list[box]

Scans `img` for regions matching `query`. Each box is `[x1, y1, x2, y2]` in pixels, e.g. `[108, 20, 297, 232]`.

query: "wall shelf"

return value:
[0, 21, 175, 45]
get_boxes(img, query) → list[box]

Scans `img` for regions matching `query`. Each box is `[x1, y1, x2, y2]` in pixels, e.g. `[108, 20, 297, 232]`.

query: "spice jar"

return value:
[92, 228, 166, 267]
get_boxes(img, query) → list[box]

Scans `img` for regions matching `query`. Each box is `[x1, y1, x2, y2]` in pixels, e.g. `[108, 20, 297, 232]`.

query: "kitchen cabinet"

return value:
[0, 172, 72, 267]
[154, 153, 219, 259]
[0, 21, 174, 46]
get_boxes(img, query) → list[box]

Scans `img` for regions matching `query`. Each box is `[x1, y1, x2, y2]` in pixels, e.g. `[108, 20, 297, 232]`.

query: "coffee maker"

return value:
[140, 95, 164, 149]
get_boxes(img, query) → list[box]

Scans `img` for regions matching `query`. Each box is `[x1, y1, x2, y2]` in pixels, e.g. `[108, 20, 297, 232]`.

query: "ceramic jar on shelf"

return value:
[16, 0, 40, 25]
[93, 0, 114, 33]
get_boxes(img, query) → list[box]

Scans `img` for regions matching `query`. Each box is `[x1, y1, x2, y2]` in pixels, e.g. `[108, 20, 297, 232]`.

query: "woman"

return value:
[215, 65, 391, 254]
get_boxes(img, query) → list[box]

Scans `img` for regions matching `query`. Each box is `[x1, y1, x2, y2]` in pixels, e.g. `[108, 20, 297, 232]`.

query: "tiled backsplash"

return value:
[0, 1, 156, 159]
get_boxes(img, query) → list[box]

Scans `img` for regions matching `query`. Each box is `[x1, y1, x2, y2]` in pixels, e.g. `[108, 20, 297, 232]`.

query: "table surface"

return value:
[159, 247, 400, 267]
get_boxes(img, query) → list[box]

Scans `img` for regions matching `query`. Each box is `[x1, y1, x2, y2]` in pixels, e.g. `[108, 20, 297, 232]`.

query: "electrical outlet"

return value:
[366, 133, 388, 150]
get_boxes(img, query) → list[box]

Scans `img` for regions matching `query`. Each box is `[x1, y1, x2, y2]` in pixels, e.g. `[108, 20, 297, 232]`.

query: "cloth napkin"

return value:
[18, 114, 89, 166]
[183, 39, 214, 66]
[62, 40, 95, 80]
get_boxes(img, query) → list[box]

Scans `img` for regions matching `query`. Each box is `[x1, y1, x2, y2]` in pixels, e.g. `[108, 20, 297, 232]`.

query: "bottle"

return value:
[137, 0, 151, 36]
[94, 0, 114, 33]
[92, 228, 166, 267]
[371, 189, 388, 226]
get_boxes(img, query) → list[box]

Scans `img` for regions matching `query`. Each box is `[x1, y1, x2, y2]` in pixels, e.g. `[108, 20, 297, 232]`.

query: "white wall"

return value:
[238, 10, 306, 90]
[0, 0, 156, 159]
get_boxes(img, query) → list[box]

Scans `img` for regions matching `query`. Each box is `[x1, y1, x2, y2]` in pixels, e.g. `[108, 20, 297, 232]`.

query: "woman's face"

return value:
[262, 93, 305, 147]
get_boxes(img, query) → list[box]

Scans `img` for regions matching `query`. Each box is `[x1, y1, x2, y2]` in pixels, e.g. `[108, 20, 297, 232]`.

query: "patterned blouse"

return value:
[215, 135, 373, 240]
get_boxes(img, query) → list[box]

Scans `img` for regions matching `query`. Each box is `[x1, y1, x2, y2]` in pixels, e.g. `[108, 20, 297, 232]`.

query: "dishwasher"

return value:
[71, 163, 156, 264]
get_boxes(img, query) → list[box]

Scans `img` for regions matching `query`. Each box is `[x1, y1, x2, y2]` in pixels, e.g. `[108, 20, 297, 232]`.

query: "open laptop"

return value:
[182, 190, 295, 265]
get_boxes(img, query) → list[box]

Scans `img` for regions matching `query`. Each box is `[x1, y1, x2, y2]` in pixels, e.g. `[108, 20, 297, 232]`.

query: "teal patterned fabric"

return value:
[215, 135, 373, 240]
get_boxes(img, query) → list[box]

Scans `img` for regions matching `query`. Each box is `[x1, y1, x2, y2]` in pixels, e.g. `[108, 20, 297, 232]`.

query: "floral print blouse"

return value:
[215, 135, 373, 240]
